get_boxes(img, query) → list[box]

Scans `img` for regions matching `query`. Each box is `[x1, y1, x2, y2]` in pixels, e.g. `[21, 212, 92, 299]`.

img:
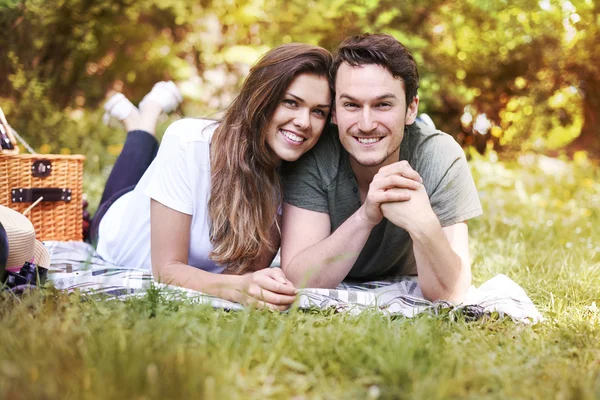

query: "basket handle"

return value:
[11, 188, 72, 203]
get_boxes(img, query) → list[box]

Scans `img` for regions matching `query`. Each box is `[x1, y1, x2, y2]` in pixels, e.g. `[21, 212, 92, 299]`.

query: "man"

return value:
[280, 34, 482, 303]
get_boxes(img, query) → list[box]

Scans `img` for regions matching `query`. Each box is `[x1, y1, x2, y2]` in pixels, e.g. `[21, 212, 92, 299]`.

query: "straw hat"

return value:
[0, 205, 50, 269]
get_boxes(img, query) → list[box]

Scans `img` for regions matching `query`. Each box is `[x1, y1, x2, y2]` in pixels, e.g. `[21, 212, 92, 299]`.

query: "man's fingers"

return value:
[373, 188, 411, 203]
[372, 175, 421, 191]
[377, 161, 422, 183]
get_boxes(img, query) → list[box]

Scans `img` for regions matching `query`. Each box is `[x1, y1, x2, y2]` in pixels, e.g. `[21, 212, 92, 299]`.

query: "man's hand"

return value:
[238, 268, 298, 311]
[359, 160, 423, 226]
[380, 184, 437, 233]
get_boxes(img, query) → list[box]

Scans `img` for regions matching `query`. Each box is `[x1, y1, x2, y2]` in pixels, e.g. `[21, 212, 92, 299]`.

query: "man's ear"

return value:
[405, 95, 419, 125]
[331, 107, 337, 125]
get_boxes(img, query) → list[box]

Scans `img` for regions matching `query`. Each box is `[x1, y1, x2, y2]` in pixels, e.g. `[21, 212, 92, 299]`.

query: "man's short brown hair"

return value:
[331, 33, 419, 107]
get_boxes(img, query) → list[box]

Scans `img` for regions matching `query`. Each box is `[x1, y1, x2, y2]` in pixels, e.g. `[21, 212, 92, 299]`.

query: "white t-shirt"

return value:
[96, 118, 225, 274]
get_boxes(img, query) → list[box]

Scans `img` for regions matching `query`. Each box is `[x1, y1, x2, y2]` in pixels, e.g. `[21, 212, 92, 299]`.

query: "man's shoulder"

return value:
[283, 124, 345, 185]
[409, 122, 462, 154]
[307, 124, 343, 160]
[405, 122, 465, 167]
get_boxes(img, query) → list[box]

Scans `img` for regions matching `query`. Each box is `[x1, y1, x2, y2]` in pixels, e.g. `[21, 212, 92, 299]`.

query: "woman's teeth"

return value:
[281, 130, 304, 143]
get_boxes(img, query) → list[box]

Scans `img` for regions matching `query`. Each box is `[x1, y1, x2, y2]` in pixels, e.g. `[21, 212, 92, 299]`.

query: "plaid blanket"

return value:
[44, 241, 542, 323]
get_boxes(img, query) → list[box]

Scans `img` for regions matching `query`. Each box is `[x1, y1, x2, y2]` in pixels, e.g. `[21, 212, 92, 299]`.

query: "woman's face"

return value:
[265, 73, 331, 163]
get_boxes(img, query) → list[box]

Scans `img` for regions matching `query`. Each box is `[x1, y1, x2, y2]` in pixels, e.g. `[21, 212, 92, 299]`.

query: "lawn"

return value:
[1, 155, 599, 399]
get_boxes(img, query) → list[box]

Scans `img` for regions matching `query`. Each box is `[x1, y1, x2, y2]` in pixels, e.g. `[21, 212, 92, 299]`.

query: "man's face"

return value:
[333, 63, 418, 170]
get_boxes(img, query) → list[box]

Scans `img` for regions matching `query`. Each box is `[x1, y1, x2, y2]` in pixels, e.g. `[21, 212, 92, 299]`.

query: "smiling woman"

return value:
[90, 44, 333, 310]
[265, 74, 331, 162]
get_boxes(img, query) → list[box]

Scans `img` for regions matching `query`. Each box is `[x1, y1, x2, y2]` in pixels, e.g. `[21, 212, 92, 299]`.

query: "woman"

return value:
[92, 44, 332, 310]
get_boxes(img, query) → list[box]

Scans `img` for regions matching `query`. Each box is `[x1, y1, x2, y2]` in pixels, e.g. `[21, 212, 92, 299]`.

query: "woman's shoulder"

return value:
[163, 118, 219, 144]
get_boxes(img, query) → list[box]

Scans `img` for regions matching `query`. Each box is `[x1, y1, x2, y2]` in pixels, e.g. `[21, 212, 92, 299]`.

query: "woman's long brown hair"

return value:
[208, 43, 332, 274]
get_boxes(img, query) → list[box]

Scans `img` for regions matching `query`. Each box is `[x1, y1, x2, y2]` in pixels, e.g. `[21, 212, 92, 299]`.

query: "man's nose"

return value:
[358, 108, 376, 132]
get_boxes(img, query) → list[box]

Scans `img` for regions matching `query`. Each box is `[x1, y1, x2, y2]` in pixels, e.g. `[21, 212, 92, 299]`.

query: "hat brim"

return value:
[33, 240, 51, 269]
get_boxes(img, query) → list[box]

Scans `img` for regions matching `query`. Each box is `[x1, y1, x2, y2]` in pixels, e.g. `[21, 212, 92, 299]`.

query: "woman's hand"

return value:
[237, 268, 298, 311]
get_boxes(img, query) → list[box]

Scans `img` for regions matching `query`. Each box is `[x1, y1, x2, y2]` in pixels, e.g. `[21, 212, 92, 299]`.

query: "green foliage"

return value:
[1, 0, 599, 202]
[1, 158, 600, 399]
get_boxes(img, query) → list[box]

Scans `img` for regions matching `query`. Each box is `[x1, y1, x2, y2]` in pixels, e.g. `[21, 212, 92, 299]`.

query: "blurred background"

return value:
[1, 0, 598, 207]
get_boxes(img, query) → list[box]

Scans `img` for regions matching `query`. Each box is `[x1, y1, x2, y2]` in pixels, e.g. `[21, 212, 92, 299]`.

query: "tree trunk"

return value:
[568, 79, 600, 158]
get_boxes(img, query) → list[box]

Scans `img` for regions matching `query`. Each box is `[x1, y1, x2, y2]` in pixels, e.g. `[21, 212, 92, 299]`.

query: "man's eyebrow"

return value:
[339, 93, 397, 101]
[287, 93, 331, 109]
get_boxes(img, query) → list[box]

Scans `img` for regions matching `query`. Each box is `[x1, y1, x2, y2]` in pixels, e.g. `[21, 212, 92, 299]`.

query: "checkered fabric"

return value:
[44, 241, 542, 323]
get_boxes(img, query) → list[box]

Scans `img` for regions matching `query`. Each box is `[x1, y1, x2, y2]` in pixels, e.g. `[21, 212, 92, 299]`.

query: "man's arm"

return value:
[280, 203, 375, 288]
[412, 219, 471, 303]
[381, 187, 472, 303]
[281, 161, 421, 288]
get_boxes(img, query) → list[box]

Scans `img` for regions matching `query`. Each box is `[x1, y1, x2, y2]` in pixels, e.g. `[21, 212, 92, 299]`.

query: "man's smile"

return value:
[355, 136, 384, 145]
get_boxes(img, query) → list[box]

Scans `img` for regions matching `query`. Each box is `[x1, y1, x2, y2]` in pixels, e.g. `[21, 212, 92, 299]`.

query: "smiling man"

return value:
[280, 34, 482, 303]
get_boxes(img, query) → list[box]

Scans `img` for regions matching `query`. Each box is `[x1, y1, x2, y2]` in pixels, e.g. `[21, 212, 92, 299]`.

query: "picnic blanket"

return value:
[44, 241, 543, 324]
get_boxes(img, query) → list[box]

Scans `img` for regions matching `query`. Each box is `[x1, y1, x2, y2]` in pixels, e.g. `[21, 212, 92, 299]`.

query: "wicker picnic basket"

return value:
[0, 153, 85, 241]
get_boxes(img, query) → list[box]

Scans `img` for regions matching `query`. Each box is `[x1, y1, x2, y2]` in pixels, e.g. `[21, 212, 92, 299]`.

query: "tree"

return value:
[1, 0, 597, 157]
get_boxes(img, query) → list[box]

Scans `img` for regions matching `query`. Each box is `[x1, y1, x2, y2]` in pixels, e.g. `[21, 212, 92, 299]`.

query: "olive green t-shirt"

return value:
[282, 122, 483, 281]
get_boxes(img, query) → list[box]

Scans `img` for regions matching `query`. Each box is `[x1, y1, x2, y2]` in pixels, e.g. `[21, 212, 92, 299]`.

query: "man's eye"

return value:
[378, 103, 392, 109]
[344, 103, 359, 108]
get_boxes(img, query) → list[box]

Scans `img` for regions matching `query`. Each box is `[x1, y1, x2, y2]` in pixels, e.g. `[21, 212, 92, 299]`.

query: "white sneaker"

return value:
[138, 81, 183, 114]
[102, 93, 136, 126]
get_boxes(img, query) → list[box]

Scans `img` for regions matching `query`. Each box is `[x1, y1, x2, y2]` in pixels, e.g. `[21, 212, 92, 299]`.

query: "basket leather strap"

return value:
[11, 188, 72, 203]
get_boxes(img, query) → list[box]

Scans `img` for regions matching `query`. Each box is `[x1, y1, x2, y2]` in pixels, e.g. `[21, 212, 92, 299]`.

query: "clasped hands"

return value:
[360, 160, 436, 233]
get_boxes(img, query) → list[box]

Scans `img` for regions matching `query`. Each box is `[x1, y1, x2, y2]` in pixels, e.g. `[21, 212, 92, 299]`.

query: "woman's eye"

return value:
[284, 99, 298, 107]
[313, 109, 326, 117]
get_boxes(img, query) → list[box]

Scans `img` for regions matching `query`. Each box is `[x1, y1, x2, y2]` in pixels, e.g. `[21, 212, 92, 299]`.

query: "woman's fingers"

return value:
[237, 268, 298, 309]
[247, 282, 297, 304]
[250, 300, 290, 312]
[257, 268, 297, 295]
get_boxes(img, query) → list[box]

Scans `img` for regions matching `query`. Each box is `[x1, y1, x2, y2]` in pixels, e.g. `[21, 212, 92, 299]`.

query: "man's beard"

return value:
[345, 126, 402, 168]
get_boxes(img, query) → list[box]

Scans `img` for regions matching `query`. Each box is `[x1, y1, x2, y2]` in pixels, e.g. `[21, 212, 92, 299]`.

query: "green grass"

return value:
[1, 155, 599, 399]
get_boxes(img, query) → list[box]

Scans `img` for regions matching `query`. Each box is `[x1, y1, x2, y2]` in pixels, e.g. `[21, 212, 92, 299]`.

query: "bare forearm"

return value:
[283, 210, 375, 288]
[410, 219, 471, 303]
[153, 262, 245, 302]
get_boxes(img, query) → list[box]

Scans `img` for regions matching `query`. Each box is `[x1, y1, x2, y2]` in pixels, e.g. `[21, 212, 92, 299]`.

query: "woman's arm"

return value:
[150, 199, 296, 310]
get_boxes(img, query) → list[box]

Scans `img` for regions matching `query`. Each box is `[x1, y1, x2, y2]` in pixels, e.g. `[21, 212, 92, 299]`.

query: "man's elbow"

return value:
[421, 274, 472, 304]
[281, 262, 329, 289]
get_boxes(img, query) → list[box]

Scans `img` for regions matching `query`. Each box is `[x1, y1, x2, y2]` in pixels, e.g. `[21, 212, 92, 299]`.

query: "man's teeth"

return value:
[281, 130, 304, 143]
[357, 137, 381, 144]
